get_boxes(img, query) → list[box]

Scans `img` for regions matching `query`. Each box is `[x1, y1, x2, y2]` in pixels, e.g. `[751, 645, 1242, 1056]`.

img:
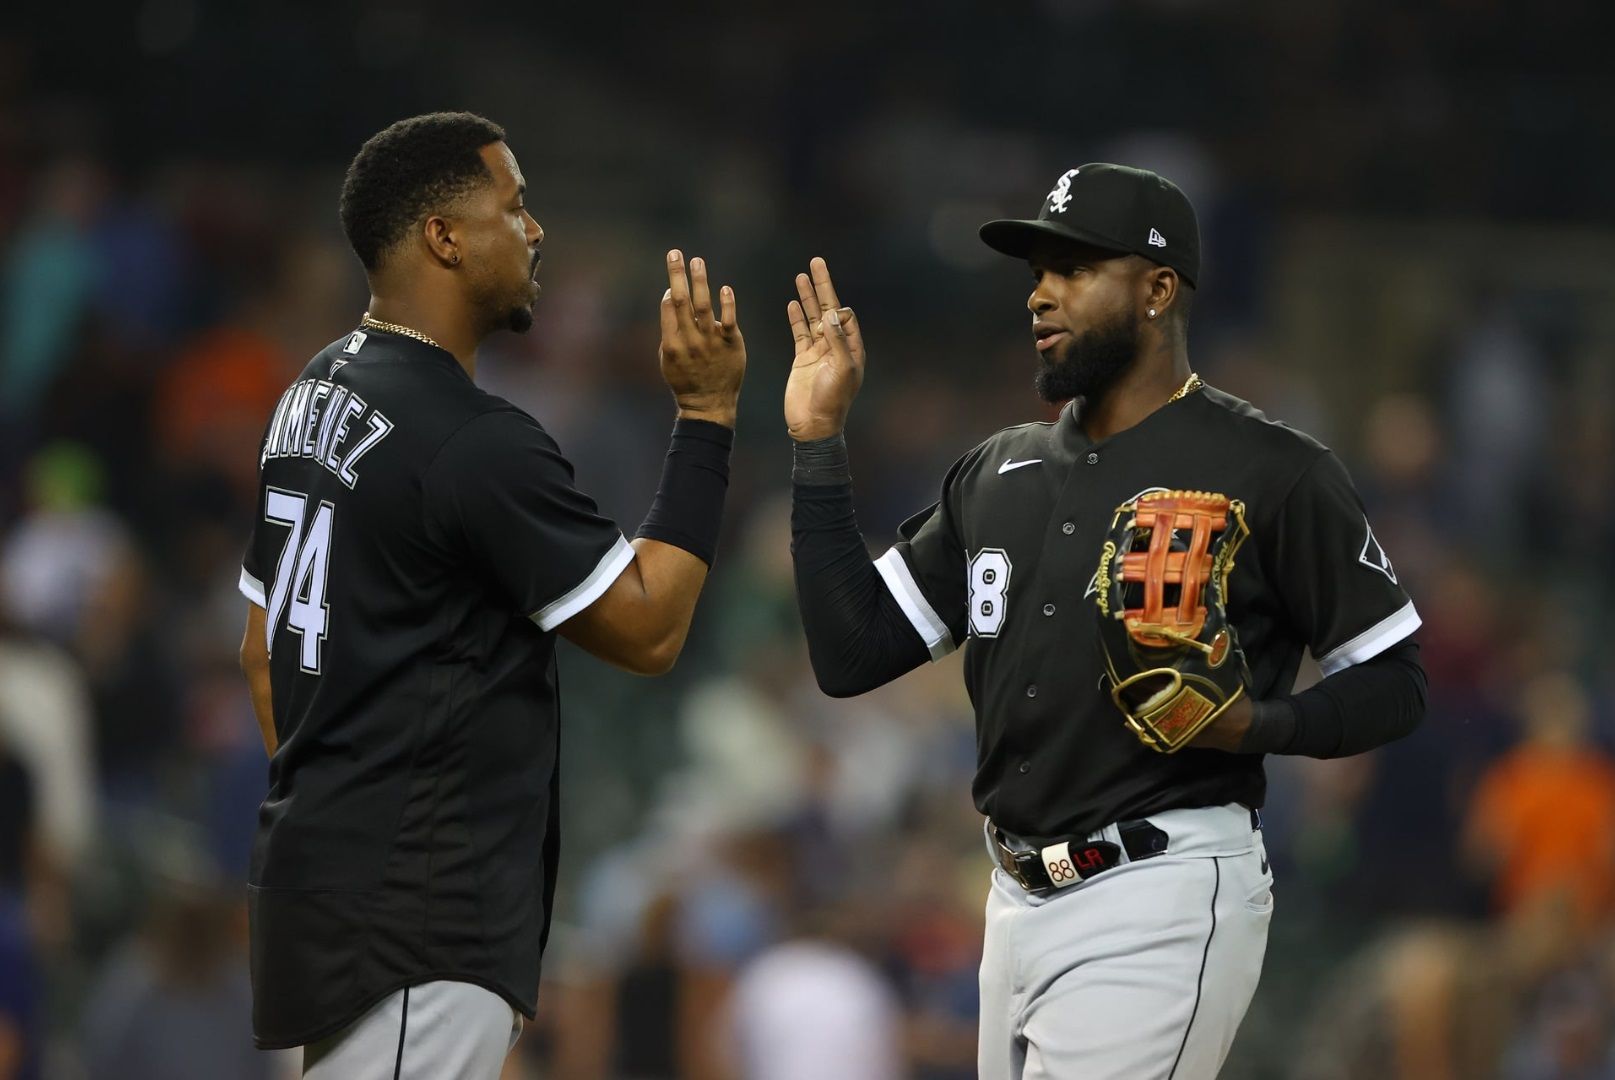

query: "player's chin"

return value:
[506, 304, 535, 334]
[505, 286, 540, 334]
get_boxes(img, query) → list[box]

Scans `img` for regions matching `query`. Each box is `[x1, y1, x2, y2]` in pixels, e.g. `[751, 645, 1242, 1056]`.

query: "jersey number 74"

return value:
[263, 486, 335, 674]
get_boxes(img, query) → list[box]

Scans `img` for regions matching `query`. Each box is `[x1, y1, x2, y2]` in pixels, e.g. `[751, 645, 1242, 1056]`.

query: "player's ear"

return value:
[421, 214, 461, 269]
[1144, 266, 1178, 320]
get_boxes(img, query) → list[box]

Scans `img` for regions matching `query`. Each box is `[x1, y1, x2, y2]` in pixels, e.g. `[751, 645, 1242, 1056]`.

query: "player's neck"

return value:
[364, 292, 480, 379]
[1079, 347, 1193, 443]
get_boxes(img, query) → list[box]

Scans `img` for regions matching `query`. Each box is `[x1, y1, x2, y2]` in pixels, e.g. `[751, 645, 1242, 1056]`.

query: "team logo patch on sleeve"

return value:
[1358, 518, 1398, 583]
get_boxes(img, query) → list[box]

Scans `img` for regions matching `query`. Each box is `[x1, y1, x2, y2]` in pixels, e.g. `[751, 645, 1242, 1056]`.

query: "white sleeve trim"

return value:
[239, 567, 267, 608]
[874, 548, 957, 661]
[1316, 599, 1421, 677]
[530, 535, 636, 631]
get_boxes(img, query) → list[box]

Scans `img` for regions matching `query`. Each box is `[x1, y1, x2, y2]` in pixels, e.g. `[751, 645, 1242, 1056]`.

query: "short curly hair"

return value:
[339, 112, 507, 272]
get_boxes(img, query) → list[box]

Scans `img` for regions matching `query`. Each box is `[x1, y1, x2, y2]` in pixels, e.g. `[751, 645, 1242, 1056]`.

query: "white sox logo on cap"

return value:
[1048, 169, 1080, 213]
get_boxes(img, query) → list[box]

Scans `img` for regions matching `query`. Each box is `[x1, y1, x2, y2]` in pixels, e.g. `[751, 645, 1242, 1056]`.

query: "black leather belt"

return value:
[992, 808, 1260, 896]
[992, 819, 1169, 895]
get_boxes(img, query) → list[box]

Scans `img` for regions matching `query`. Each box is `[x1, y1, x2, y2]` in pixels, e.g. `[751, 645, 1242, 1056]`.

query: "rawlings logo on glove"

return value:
[1095, 490, 1250, 753]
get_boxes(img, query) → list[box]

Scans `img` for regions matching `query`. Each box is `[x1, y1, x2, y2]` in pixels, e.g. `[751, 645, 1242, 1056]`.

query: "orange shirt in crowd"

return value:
[154, 325, 291, 494]
[1467, 746, 1615, 925]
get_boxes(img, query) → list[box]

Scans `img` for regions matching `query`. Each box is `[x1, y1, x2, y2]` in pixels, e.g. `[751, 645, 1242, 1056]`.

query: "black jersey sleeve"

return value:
[791, 477, 932, 696]
[239, 479, 271, 609]
[873, 455, 972, 659]
[424, 409, 634, 631]
[1244, 637, 1427, 757]
[1268, 450, 1420, 675]
[238, 409, 283, 610]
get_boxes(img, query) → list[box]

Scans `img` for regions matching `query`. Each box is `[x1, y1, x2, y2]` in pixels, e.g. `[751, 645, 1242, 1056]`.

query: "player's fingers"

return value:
[822, 304, 856, 370]
[836, 307, 864, 374]
[787, 300, 812, 351]
[690, 256, 714, 325]
[794, 272, 822, 327]
[658, 287, 679, 344]
[665, 249, 695, 331]
[718, 285, 737, 334]
[809, 257, 841, 316]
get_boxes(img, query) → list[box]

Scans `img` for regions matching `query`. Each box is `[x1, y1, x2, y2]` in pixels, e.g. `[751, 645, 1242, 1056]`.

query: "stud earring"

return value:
[452, 254, 460, 265]
[1148, 308, 1156, 318]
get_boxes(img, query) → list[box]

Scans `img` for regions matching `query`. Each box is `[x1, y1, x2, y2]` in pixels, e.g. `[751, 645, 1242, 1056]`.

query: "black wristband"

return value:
[635, 418, 734, 566]
[792, 433, 850, 486]
[1237, 698, 1298, 755]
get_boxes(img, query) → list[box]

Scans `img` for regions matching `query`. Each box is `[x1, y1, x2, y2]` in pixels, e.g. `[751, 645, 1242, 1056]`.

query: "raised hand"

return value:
[784, 257, 865, 442]
[659, 249, 746, 427]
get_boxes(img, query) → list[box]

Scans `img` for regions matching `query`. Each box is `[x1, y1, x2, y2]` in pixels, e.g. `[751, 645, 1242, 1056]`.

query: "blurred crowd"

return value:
[3, 2, 1615, 1078]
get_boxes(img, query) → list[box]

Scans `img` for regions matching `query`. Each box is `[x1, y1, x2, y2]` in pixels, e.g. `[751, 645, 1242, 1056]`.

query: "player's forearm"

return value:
[625, 538, 710, 671]
[561, 542, 708, 675]
[791, 435, 929, 696]
[564, 420, 732, 675]
[1239, 639, 1427, 757]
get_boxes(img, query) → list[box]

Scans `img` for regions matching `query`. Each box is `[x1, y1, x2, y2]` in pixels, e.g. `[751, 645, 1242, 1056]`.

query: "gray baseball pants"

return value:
[301, 980, 523, 1079]
[979, 803, 1273, 1079]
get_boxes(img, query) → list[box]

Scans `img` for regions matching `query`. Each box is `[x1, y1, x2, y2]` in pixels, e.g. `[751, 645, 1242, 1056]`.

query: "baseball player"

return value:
[236, 112, 746, 1078]
[785, 164, 1428, 1078]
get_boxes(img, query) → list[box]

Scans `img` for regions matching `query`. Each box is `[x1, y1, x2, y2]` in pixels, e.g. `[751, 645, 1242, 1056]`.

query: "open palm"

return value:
[784, 257, 865, 442]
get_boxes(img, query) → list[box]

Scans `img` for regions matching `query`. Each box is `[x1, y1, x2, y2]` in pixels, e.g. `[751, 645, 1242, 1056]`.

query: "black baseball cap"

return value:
[980, 163, 1200, 287]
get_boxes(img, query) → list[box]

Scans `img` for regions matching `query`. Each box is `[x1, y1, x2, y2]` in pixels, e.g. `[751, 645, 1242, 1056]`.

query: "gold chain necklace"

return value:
[360, 314, 442, 350]
[1167, 373, 1203, 402]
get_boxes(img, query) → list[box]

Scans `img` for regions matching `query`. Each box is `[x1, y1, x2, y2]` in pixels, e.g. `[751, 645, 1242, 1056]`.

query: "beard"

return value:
[506, 303, 534, 333]
[469, 282, 536, 336]
[506, 252, 541, 332]
[1034, 306, 1140, 404]
[470, 254, 540, 336]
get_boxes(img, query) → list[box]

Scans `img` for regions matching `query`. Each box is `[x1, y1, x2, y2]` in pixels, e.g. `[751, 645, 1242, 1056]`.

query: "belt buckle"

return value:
[993, 832, 1043, 892]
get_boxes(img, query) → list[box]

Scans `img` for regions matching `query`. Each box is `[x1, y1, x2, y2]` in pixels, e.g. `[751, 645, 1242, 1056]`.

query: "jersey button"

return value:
[1019, 761, 1031, 774]
[1086, 451, 1099, 465]
[1061, 522, 1075, 535]
[1042, 603, 1056, 616]
[1026, 684, 1038, 698]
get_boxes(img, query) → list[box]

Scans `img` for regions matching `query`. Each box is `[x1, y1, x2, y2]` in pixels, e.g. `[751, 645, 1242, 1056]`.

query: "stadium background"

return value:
[2, 2, 1613, 1077]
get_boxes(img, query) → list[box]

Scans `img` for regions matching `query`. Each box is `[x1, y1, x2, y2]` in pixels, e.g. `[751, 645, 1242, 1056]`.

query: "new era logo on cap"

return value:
[1147, 228, 1166, 248]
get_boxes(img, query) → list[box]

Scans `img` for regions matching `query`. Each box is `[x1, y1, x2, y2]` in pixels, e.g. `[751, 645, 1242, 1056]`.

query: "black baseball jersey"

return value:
[875, 385, 1419, 840]
[237, 327, 633, 1049]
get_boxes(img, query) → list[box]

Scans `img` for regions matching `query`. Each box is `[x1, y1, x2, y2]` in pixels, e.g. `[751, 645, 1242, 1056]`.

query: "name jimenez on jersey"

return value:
[260, 374, 395, 488]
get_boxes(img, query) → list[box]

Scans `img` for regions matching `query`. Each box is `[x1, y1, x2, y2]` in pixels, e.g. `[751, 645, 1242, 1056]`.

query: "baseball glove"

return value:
[1094, 490, 1251, 753]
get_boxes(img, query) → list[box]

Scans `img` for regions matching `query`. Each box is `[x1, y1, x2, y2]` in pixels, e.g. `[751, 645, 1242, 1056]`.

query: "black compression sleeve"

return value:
[635, 418, 733, 566]
[791, 437, 930, 697]
[1239, 638, 1427, 758]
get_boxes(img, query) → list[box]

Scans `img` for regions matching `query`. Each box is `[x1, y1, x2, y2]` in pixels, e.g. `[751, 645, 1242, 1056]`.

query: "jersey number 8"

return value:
[264, 487, 335, 674]
[968, 548, 1012, 638]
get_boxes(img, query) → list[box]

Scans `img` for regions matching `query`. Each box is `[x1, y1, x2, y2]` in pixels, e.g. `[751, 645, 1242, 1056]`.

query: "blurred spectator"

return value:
[0, 625, 95, 876]
[0, 443, 131, 648]
[1503, 964, 1615, 1080]
[1465, 672, 1615, 929]
[0, 743, 40, 1080]
[724, 917, 905, 1080]
[0, 159, 106, 432]
[78, 857, 268, 1080]
[552, 890, 685, 1080]
[1293, 900, 1589, 1080]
